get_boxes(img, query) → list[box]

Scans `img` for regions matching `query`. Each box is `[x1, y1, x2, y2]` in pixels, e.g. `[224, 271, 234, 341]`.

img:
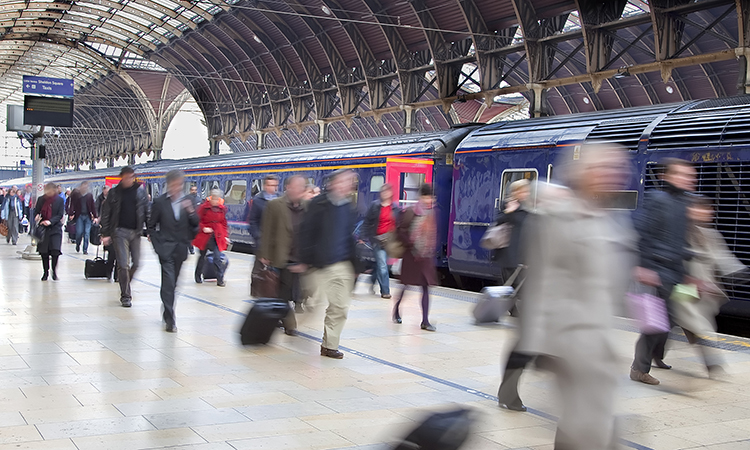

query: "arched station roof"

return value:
[2, 0, 749, 166]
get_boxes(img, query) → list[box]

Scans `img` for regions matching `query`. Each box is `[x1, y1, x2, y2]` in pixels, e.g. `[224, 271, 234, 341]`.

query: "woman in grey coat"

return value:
[516, 144, 638, 450]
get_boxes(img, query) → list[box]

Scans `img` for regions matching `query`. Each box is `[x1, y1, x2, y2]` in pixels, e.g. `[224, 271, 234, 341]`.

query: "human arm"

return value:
[248, 199, 262, 242]
[257, 200, 277, 264]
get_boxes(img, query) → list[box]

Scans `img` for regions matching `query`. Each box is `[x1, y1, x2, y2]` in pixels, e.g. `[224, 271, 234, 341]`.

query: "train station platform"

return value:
[1, 235, 749, 450]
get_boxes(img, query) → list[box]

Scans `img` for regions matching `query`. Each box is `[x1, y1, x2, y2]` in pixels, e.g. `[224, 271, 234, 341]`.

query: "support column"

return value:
[152, 148, 162, 161]
[403, 106, 416, 134]
[530, 85, 546, 118]
[209, 139, 220, 155]
[89, 161, 96, 170]
[32, 140, 45, 202]
[128, 154, 135, 165]
[107, 157, 115, 168]
[316, 120, 328, 143]
[255, 131, 265, 150]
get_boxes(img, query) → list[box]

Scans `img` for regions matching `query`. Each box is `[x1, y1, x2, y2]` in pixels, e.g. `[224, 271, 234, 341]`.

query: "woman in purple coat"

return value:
[392, 183, 437, 331]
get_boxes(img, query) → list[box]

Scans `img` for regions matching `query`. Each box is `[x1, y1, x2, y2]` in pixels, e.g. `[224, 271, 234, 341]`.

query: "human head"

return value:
[263, 174, 279, 196]
[9, 186, 17, 196]
[189, 185, 198, 196]
[687, 195, 714, 225]
[57, 185, 63, 194]
[102, 186, 110, 197]
[663, 158, 695, 192]
[119, 166, 136, 189]
[379, 183, 394, 204]
[165, 170, 185, 199]
[209, 189, 223, 207]
[558, 143, 629, 197]
[79, 181, 89, 195]
[418, 183, 434, 209]
[327, 169, 355, 200]
[44, 182, 57, 197]
[25, 185, 31, 193]
[508, 179, 531, 204]
[284, 175, 307, 203]
[65, 188, 71, 197]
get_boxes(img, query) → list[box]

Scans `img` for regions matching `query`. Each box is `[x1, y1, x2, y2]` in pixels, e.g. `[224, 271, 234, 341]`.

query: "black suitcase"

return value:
[239, 298, 290, 345]
[394, 408, 475, 450]
[203, 251, 229, 280]
[66, 220, 76, 242]
[85, 247, 112, 279]
[89, 223, 102, 246]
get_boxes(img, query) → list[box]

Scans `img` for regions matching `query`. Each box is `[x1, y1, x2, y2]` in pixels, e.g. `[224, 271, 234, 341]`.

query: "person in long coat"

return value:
[392, 183, 438, 331]
[36, 182, 65, 281]
[516, 144, 638, 450]
[193, 189, 229, 286]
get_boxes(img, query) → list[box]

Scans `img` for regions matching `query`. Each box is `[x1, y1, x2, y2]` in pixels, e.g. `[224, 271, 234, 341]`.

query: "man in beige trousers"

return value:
[298, 170, 357, 359]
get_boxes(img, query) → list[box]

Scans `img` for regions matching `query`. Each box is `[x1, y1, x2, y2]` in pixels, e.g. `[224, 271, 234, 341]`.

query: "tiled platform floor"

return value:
[1, 235, 750, 450]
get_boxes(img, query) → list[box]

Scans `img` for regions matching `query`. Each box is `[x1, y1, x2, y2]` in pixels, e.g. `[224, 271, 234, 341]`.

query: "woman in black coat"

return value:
[493, 179, 531, 283]
[36, 182, 65, 281]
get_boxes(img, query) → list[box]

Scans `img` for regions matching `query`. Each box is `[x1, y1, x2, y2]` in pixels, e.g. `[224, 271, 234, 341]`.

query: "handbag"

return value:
[0, 221, 7, 237]
[382, 231, 405, 258]
[480, 223, 512, 250]
[32, 224, 46, 242]
[251, 263, 280, 298]
[626, 283, 670, 334]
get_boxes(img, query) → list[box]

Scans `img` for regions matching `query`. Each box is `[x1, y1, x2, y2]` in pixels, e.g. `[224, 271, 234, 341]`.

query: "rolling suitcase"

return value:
[394, 408, 475, 450]
[89, 223, 102, 246]
[472, 266, 524, 324]
[239, 298, 290, 345]
[66, 220, 76, 242]
[203, 251, 229, 280]
[85, 247, 112, 279]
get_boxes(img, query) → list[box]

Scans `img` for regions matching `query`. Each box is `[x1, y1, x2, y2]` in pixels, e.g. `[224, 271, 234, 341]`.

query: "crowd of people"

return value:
[0, 185, 35, 245]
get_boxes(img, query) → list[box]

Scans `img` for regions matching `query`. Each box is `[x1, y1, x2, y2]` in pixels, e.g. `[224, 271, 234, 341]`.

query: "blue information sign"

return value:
[22, 76, 74, 97]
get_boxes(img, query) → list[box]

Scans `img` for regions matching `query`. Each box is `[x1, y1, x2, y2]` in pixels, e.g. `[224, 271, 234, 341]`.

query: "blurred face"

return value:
[581, 150, 629, 195]
[10, 187, 17, 196]
[102, 186, 110, 197]
[209, 195, 221, 207]
[167, 177, 184, 198]
[419, 194, 434, 209]
[44, 185, 55, 197]
[119, 172, 136, 189]
[264, 179, 278, 195]
[665, 164, 696, 192]
[380, 187, 393, 204]
[57, 186, 62, 194]
[80, 183, 89, 195]
[286, 177, 307, 203]
[190, 186, 198, 195]
[688, 204, 714, 224]
[515, 186, 531, 203]
[330, 172, 355, 199]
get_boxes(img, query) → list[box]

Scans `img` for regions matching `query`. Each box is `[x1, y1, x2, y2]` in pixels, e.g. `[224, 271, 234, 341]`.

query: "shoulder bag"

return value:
[480, 223, 512, 250]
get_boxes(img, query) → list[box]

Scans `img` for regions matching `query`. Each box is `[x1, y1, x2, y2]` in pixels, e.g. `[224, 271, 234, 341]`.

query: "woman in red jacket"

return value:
[194, 190, 229, 286]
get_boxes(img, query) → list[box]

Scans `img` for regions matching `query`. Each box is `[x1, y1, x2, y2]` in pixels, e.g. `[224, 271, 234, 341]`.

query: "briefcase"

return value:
[239, 298, 291, 345]
[251, 262, 280, 298]
[84, 247, 112, 279]
[89, 223, 102, 246]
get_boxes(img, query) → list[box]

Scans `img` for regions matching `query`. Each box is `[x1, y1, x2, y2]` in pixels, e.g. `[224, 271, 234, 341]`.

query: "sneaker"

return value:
[217, 281, 226, 287]
[381, 294, 392, 299]
[630, 368, 659, 385]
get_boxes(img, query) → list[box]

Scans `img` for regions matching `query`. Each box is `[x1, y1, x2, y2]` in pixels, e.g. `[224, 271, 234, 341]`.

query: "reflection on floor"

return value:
[1, 235, 750, 450]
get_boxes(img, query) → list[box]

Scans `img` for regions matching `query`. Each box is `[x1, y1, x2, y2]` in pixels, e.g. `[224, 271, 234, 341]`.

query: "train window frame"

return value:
[498, 169, 538, 210]
[250, 179, 262, 198]
[370, 175, 385, 192]
[595, 190, 639, 210]
[184, 181, 197, 195]
[224, 179, 248, 205]
[152, 182, 160, 198]
[398, 172, 427, 207]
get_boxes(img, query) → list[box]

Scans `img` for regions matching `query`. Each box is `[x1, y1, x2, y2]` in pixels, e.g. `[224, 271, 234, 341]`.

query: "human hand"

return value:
[260, 258, 270, 265]
[102, 236, 112, 246]
[41, 220, 51, 226]
[504, 199, 520, 214]
[182, 199, 195, 214]
[288, 264, 308, 273]
[203, 227, 213, 233]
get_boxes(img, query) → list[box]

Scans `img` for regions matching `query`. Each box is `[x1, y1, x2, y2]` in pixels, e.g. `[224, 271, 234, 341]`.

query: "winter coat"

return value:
[67, 191, 97, 220]
[1, 195, 23, 220]
[193, 201, 229, 252]
[100, 182, 149, 237]
[396, 207, 438, 286]
[492, 206, 530, 269]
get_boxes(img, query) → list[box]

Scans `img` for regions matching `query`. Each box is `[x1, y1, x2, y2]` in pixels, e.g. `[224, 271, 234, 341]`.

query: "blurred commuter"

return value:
[194, 189, 229, 287]
[363, 183, 398, 299]
[518, 144, 637, 450]
[300, 169, 357, 359]
[95, 186, 109, 216]
[259, 175, 308, 333]
[1, 186, 21, 245]
[68, 181, 97, 255]
[36, 183, 65, 281]
[187, 185, 200, 254]
[101, 166, 149, 308]
[23, 184, 34, 231]
[392, 183, 438, 332]
[0, 188, 5, 206]
[148, 170, 198, 332]
[248, 175, 279, 252]
[96, 186, 117, 279]
[630, 158, 696, 385]
[57, 185, 64, 201]
[680, 196, 747, 374]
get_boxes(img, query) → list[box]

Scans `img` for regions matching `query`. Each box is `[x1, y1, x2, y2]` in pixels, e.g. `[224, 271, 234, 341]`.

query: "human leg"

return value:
[374, 245, 390, 296]
[279, 268, 298, 332]
[420, 280, 431, 327]
[81, 216, 92, 253]
[159, 256, 178, 329]
[41, 253, 49, 280]
[497, 350, 535, 411]
[321, 261, 354, 351]
[51, 253, 59, 279]
[392, 284, 407, 323]
[75, 215, 83, 251]
[113, 229, 133, 303]
[195, 248, 208, 282]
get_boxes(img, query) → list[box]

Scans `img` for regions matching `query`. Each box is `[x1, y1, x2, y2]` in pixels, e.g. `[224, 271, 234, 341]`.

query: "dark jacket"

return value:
[635, 182, 692, 285]
[362, 200, 399, 242]
[248, 191, 276, 247]
[36, 195, 64, 254]
[148, 194, 199, 260]
[299, 194, 356, 268]
[259, 195, 303, 269]
[492, 207, 530, 269]
[396, 207, 438, 286]
[67, 191, 97, 220]
[100, 182, 149, 238]
[95, 193, 106, 216]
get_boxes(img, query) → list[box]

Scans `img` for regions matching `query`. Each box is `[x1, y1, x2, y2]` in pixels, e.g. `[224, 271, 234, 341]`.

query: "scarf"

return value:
[410, 204, 436, 258]
[40, 195, 55, 220]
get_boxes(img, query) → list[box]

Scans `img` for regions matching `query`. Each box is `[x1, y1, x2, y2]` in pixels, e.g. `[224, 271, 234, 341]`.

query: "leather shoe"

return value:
[653, 359, 671, 370]
[121, 300, 132, 308]
[421, 323, 437, 332]
[499, 402, 527, 412]
[320, 346, 344, 359]
[165, 325, 177, 333]
[630, 368, 659, 385]
[217, 281, 226, 287]
[284, 329, 298, 336]
[381, 294, 392, 299]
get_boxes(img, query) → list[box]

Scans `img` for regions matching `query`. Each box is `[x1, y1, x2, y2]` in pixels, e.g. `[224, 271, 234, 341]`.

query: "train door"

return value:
[385, 158, 433, 209]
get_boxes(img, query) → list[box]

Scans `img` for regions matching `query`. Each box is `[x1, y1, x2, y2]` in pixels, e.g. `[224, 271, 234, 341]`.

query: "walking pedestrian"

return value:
[392, 183, 438, 332]
[100, 166, 149, 308]
[96, 186, 117, 280]
[36, 183, 65, 281]
[299, 169, 357, 359]
[1, 186, 22, 245]
[248, 175, 279, 292]
[187, 185, 200, 255]
[630, 158, 696, 385]
[69, 181, 97, 255]
[148, 170, 198, 332]
[194, 189, 229, 287]
[362, 183, 399, 299]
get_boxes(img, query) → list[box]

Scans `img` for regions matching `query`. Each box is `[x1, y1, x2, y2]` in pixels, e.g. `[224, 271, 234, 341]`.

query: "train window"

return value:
[595, 190, 639, 210]
[250, 179, 261, 198]
[184, 181, 197, 195]
[351, 173, 360, 204]
[152, 183, 160, 198]
[399, 172, 426, 206]
[499, 169, 538, 209]
[370, 175, 385, 192]
[225, 180, 247, 205]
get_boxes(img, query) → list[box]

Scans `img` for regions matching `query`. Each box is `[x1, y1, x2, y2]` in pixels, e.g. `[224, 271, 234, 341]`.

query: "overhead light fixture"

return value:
[253, 35, 262, 44]
[454, 95, 467, 103]
[583, 97, 590, 104]
[353, 110, 362, 119]
[614, 67, 631, 79]
[321, 5, 332, 15]
[666, 86, 674, 94]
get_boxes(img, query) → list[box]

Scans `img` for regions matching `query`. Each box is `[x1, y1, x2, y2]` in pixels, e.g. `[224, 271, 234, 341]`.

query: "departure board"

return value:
[24, 95, 74, 127]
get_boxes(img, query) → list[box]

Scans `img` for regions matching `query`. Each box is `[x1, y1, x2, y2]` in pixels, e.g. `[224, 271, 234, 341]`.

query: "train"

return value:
[3, 95, 750, 334]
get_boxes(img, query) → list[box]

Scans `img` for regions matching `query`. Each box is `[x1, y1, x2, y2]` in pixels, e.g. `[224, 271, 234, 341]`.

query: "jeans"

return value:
[370, 242, 390, 295]
[76, 215, 92, 253]
[113, 228, 142, 303]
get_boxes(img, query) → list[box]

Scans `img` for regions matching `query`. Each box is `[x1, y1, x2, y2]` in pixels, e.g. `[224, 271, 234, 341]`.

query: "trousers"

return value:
[393, 279, 431, 325]
[370, 242, 390, 295]
[317, 261, 355, 350]
[113, 228, 142, 303]
[632, 280, 675, 373]
[5, 209, 18, 244]
[279, 266, 300, 331]
[159, 247, 187, 327]
[75, 215, 92, 253]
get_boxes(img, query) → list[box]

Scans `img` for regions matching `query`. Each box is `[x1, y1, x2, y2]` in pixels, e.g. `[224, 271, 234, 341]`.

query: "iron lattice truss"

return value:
[2, 0, 750, 165]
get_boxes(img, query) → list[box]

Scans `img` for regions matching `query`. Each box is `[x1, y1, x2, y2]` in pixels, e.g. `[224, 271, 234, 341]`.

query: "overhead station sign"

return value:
[22, 76, 74, 97]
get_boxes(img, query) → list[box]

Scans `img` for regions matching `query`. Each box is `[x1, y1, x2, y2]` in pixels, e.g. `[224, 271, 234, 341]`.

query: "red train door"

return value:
[385, 158, 433, 209]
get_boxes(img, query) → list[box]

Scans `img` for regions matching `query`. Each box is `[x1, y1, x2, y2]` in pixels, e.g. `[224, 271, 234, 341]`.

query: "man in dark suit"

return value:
[187, 185, 200, 254]
[148, 170, 199, 332]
